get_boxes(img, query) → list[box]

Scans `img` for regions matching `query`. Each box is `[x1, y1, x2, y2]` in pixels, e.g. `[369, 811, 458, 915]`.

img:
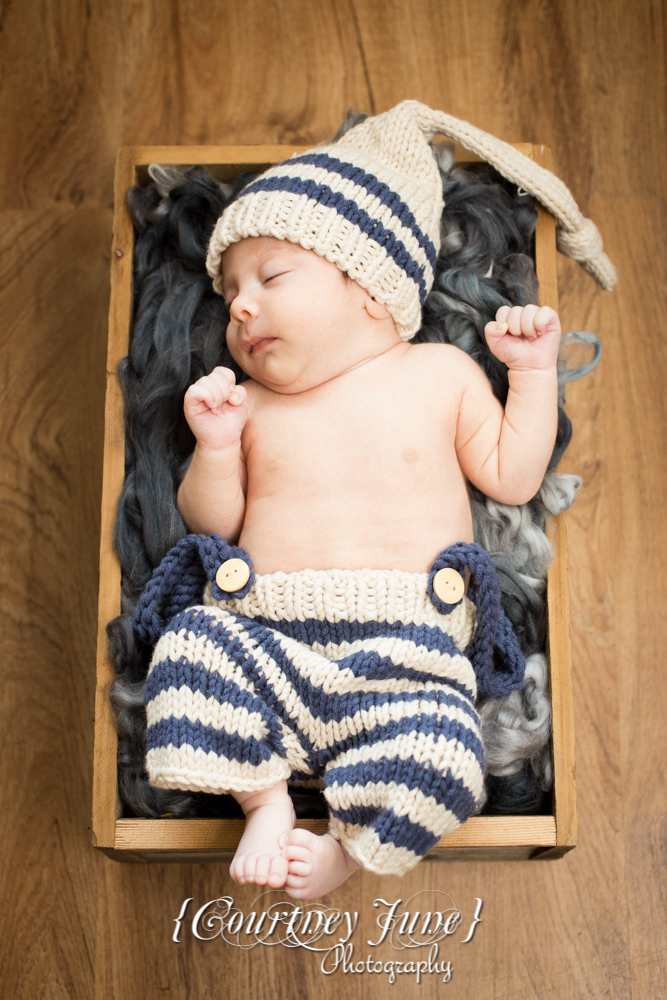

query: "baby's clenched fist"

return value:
[484, 305, 561, 371]
[183, 367, 248, 451]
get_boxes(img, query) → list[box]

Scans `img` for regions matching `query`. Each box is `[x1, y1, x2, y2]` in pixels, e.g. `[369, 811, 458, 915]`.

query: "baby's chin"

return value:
[251, 371, 319, 395]
[247, 356, 345, 395]
[236, 353, 308, 393]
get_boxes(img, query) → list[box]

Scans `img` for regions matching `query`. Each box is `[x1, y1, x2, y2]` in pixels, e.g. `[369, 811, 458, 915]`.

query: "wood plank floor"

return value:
[1, 1, 665, 997]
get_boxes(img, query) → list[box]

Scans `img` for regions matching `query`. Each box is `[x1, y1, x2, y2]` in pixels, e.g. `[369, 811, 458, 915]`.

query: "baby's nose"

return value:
[229, 291, 259, 322]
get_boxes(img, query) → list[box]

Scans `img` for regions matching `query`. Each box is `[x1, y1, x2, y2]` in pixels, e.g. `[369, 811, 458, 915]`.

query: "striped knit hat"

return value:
[206, 100, 616, 341]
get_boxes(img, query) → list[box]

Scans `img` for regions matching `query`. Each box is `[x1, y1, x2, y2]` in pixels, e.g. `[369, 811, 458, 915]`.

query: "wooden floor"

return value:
[1, 1, 665, 997]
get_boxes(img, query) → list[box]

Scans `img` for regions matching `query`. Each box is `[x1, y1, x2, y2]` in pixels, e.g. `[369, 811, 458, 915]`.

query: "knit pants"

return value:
[135, 535, 525, 876]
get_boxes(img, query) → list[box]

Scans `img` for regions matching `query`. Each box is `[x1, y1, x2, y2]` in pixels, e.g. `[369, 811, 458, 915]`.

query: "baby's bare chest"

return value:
[243, 380, 461, 495]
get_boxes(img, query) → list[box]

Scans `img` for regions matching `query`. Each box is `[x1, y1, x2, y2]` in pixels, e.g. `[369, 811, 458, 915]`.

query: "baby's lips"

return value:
[247, 337, 276, 355]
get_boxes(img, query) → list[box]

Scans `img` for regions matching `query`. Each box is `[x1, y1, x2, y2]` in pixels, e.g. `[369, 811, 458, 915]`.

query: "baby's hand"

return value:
[183, 367, 248, 450]
[484, 305, 561, 371]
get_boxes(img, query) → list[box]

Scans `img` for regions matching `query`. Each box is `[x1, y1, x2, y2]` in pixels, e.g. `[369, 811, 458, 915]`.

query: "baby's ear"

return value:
[361, 289, 390, 320]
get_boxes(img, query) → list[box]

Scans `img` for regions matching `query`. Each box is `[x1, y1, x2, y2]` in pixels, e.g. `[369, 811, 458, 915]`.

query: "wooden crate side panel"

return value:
[546, 515, 578, 846]
[133, 143, 310, 164]
[112, 816, 556, 852]
[91, 147, 137, 848]
[533, 143, 577, 850]
[130, 141, 497, 169]
[100, 845, 554, 864]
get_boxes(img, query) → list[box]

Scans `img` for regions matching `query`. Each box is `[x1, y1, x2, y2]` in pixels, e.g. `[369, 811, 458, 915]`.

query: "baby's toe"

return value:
[282, 843, 312, 864]
[287, 859, 312, 877]
[242, 853, 259, 883]
[230, 855, 245, 884]
[253, 854, 272, 885]
[284, 828, 318, 850]
[267, 856, 288, 888]
[284, 871, 308, 890]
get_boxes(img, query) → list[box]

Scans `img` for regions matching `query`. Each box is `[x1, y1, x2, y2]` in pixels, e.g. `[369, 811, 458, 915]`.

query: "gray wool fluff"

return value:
[107, 112, 601, 821]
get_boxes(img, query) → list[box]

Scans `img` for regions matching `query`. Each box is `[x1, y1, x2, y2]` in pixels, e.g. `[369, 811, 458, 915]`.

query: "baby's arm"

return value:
[455, 305, 561, 505]
[177, 367, 248, 541]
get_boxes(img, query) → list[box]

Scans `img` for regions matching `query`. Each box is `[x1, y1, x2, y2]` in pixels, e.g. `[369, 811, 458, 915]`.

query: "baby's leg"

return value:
[322, 689, 484, 875]
[280, 829, 359, 900]
[230, 781, 296, 888]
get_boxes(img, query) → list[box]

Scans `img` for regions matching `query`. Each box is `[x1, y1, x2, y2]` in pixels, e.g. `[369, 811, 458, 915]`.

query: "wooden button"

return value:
[216, 558, 250, 592]
[432, 567, 465, 604]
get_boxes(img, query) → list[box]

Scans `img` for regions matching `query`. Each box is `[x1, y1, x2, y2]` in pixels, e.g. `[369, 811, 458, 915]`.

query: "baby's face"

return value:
[221, 236, 395, 394]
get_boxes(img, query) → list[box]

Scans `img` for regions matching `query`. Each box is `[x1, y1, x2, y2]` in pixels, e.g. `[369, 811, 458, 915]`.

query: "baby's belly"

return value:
[237, 490, 474, 574]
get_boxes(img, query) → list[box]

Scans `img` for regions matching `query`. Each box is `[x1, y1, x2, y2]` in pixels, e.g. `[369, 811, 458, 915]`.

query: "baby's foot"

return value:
[230, 783, 296, 888]
[280, 828, 360, 900]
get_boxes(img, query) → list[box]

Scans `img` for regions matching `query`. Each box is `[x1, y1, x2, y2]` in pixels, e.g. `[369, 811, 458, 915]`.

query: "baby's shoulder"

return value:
[404, 341, 483, 383]
[407, 341, 466, 362]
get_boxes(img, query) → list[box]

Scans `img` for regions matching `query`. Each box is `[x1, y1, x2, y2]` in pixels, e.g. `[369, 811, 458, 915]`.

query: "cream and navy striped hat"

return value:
[206, 100, 616, 341]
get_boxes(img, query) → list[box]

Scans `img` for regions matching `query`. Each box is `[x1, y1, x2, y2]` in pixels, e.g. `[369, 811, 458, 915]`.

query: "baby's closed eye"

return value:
[263, 269, 292, 284]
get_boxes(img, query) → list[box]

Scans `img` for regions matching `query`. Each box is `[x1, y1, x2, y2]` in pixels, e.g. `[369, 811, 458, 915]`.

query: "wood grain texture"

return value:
[1, 0, 666, 997]
[0, 208, 110, 997]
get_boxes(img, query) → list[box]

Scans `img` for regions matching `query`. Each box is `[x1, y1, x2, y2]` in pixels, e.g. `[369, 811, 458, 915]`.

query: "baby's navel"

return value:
[402, 449, 419, 464]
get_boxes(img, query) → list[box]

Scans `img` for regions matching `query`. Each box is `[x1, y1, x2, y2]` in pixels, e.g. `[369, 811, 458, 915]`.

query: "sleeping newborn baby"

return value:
[137, 101, 565, 900]
[178, 236, 559, 897]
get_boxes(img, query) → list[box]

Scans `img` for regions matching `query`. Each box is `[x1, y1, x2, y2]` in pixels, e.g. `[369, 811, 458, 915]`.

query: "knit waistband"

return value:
[203, 566, 475, 638]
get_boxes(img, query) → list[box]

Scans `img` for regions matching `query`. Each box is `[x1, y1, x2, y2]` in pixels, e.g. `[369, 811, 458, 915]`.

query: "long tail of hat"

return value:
[407, 101, 617, 291]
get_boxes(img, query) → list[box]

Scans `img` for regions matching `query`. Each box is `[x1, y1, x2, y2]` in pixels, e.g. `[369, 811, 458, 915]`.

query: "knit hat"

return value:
[206, 100, 616, 341]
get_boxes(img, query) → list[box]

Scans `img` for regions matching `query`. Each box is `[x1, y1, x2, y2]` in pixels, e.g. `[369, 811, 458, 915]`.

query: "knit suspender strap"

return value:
[408, 102, 617, 291]
[133, 534, 254, 646]
[428, 541, 525, 699]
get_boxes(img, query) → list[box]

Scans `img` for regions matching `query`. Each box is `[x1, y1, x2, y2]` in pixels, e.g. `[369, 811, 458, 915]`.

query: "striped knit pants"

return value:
[136, 536, 525, 876]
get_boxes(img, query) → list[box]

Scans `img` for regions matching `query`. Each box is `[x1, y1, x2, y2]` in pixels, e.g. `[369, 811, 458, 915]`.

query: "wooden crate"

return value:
[92, 142, 576, 862]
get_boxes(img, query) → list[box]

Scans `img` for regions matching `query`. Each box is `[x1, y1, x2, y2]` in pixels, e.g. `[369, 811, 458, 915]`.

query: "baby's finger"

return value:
[197, 367, 233, 401]
[228, 383, 247, 407]
[533, 305, 560, 335]
[186, 378, 225, 412]
[504, 305, 526, 336]
[484, 320, 507, 346]
[208, 368, 236, 400]
[520, 304, 541, 339]
[495, 305, 511, 325]
[211, 366, 236, 388]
